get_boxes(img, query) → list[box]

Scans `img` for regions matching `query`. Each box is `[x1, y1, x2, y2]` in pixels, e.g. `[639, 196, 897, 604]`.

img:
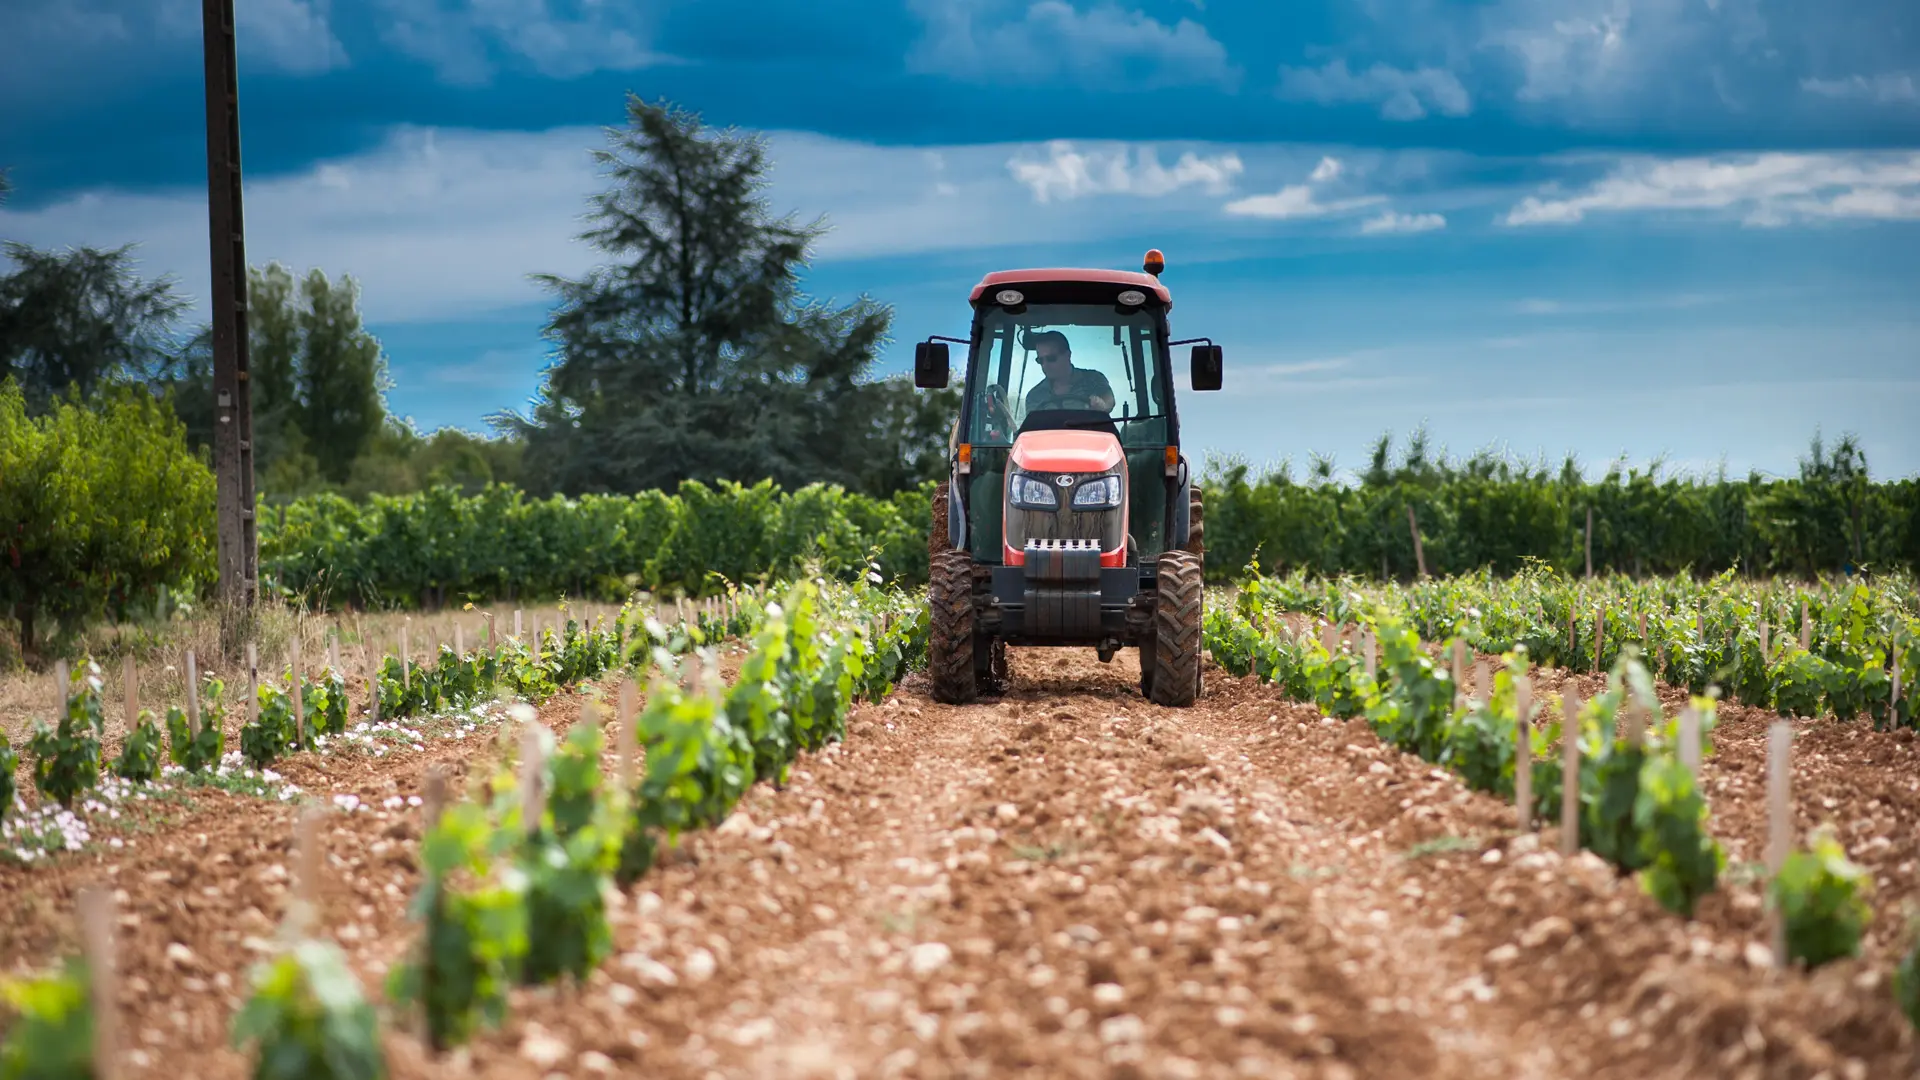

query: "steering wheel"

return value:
[981, 384, 1014, 439]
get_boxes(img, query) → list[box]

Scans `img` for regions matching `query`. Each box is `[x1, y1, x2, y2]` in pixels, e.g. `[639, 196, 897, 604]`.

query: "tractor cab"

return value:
[914, 251, 1223, 706]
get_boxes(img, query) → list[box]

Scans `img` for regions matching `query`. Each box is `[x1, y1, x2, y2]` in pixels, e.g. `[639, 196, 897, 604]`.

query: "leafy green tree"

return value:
[0, 379, 216, 658]
[0, 241, 187, 413]
[499, 96, 949, 497]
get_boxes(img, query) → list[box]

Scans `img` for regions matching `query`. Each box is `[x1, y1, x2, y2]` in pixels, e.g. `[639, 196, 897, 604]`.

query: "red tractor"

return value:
[915, 250, 1223, 706]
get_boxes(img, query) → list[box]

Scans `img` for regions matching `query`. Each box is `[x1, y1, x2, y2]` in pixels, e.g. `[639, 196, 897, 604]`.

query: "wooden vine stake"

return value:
[1450, 640, 1467, 708]
[1514, 674, 1533, 831]
[185, 650, 201, 737]
[401, 623, 411, 690]
[290, 635, 305, 747]
[77, 887, 120, 1080]
[1472, 660, 1489, 705]
[1593, 609, 1605, 673]
[123, 655, 138, 729]
[416, 765, 448, 1047]
[1560, 689, 1582, 856]
[513, 609, 523, 643]
[54, 659, 69, 715]
[1407, 505, 1429, 580]
[367, 646, 381, 725]
[1678, 705, 1703, 772]
[617, 680, 638, 795]
[1568, 610, 1577, 658]
[1766, 720, 1793, 967]
[1758, 618, 1770, 663]
[520, 722, 546, 838]
[247, 644, 260, 727]
[1892, 649, 1903, 725]
[290, 805, 325, 942]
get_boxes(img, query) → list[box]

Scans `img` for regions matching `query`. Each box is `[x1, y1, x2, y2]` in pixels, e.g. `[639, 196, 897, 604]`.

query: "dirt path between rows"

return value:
[421, 651, 1916, 1079]
[4, 649, 1915, 1079]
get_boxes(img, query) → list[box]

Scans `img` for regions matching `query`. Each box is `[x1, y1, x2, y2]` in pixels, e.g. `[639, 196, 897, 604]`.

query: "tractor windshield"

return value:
[964, 303, 1170, 448]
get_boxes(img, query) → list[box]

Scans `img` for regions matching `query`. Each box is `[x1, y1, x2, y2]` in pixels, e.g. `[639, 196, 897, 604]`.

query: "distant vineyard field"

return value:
[257, 459, 1920, 611]
[260, 480, 935, 609]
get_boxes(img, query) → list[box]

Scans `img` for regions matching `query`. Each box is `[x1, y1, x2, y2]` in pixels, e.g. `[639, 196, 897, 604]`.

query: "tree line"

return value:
[0, 96, 955, 505]
[1204, 429, 1920, 581]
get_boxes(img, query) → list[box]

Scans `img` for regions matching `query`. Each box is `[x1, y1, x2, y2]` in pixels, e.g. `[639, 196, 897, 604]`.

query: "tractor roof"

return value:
[970, 268, 1172, 307]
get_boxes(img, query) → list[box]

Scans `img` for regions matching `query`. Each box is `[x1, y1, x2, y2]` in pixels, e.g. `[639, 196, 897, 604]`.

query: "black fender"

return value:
[949, 466, 967, 551]
[1170, 457, 1192, 550]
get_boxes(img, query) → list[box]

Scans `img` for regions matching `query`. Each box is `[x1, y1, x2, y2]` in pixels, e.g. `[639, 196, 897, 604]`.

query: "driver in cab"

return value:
[1025, 332, 1115, 414]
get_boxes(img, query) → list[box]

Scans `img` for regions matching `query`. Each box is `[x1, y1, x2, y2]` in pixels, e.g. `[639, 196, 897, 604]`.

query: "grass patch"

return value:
[1402, 835, 1481, 861]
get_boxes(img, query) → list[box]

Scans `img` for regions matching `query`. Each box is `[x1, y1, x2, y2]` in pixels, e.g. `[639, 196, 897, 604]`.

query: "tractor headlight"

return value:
[1010, 473, 1059, 510]
[1071, 475, 1123, 509]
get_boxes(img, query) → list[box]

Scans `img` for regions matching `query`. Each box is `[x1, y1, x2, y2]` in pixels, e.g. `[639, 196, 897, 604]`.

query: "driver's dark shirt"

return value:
[1025, 366, 1114, 413]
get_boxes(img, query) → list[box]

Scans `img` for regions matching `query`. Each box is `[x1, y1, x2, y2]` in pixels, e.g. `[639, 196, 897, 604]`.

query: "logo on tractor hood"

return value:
[1056, 475, 1075, 487]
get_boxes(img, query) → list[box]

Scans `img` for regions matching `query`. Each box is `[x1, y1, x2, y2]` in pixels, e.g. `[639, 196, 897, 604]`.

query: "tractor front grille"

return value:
[1022, 538, 1103, 583]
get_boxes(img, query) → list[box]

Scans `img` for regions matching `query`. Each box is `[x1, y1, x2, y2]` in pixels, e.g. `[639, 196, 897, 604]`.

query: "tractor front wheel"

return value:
[929, 549, 977, 704]
[1148, 549, 1203, 707]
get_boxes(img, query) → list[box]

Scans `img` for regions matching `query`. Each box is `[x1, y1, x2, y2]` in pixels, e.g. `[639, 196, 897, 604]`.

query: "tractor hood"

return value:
[1009, 430, 1123, 474]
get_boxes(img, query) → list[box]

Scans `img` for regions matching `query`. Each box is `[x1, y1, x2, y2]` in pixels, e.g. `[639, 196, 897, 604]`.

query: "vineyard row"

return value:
[0, 578, 929, 1075]
[1200, 598, 1920, 1029]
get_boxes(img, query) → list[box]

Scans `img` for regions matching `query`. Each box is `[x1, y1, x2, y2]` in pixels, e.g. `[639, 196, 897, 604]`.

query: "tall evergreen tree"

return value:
[497, 96, 954, 496]
[0, 240, 187, 412]
[167, 263, 390, 489]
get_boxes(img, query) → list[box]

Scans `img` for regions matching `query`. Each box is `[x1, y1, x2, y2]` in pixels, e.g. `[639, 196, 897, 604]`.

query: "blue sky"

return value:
[2, 0, 1917, 479]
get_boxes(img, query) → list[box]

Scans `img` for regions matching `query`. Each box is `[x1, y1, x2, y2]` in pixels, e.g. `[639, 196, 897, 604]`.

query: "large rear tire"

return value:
[1148, 549, 1203, 707]
[929, 549, 977, 704]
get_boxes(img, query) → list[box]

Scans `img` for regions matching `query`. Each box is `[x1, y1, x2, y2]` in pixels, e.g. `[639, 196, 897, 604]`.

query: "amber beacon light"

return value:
[1142, 249, 1165, 277]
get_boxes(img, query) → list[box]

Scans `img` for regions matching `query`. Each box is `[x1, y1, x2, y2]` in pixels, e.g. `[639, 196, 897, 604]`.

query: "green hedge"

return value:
[1204, 457, 1920, 582]
[259, 479, 935, 608]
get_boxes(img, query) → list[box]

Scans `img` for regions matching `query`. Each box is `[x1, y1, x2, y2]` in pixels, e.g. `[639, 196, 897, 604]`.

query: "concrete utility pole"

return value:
[202, 0, 257, 611]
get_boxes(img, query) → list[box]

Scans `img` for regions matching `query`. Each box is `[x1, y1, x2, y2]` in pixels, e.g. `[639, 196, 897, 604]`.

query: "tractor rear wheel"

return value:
[1184, 485, 1205, 559]
[929, 549, 977, 704]
[1148, 549, 1203, 707]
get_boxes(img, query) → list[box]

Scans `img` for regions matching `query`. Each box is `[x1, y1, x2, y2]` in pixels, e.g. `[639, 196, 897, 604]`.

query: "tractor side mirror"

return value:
[1190, 344, 1223, 391]
[915, 342, 950, 388]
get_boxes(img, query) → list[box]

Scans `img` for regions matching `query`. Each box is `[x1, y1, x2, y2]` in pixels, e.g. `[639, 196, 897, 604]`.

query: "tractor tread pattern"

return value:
[929, 549, 977, 704]
[1149, 549, 1203, 707]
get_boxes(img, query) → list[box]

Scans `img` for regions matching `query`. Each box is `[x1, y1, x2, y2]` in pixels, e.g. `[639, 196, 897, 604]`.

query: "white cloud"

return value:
[1800, 73, 1920, 105]
[1278, 58, 1472, 120]
[0, 129, 1267, 324]
[1482, 0, 1639, 104]
[0, 0, 347, 82]
[1503, 152, 1920, 226]
[1006, 141, 1245, 203]
[1360, 210, 1446, 234]
[1221, 155, 1388, 220]
[238, 0, 350, 76]
[376, 0, 663, 84]
[1223, 186, 1385, 220]
[908, 0, 1237, 90]
[1514, 293, 1721, 316]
